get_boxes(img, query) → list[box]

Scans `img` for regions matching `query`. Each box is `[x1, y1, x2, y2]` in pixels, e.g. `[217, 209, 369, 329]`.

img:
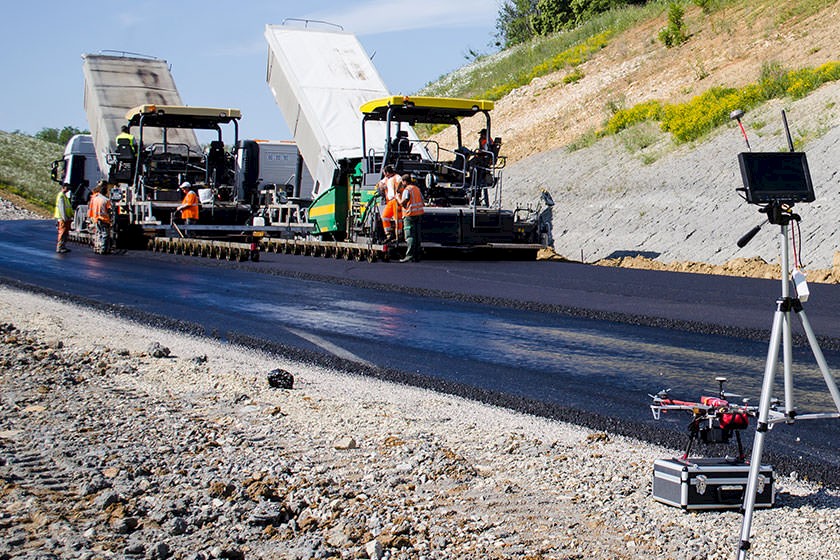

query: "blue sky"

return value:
[2, 0, 500, 141]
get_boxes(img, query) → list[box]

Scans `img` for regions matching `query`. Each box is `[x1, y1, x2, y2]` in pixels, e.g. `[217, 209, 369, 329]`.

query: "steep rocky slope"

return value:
[438, 2, 840, 274]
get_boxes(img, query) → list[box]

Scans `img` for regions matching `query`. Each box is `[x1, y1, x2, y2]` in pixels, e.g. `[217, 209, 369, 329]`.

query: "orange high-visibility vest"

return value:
[402, 185, 424, 216]
[88, 194, 111, 224]
[180, 191, 199, 221]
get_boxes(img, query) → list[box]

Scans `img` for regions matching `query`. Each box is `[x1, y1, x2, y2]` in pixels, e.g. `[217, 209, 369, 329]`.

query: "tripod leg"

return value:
[782, 310, 795, 419]
[736, 308, 784, 560]
[797, 309, 840, 412]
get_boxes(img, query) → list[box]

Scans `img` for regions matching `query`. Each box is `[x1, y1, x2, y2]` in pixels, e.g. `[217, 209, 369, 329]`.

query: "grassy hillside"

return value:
[422, 0, 836, 101]
[420, 0, 671, 100]
[0, 130, 63, 213]
[422, 0, 840, 166]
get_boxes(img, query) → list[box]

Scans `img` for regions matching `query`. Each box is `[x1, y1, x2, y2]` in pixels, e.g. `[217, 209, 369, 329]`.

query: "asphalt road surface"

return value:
[2, 220, 839, 484]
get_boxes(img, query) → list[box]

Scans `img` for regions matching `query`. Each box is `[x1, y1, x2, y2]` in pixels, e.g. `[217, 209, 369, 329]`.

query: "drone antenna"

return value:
[781, 110, 795, 152]
[730, 109, 751, 151]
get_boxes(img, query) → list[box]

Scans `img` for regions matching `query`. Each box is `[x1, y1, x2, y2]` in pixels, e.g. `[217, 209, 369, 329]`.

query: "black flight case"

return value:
[652, 457, 775, 510]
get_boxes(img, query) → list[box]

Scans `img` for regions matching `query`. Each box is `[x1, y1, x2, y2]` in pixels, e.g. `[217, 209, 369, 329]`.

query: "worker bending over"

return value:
[377, 165, 403, 242]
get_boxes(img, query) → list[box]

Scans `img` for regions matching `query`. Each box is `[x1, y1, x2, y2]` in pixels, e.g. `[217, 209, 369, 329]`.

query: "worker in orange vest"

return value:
[177, 182, 200, 225]
[398, 174, 424, 263]
[87, 181, 112, 254]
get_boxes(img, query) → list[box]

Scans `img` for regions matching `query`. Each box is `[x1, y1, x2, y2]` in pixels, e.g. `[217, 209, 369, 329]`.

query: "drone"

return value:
[650, 377, 765, 462]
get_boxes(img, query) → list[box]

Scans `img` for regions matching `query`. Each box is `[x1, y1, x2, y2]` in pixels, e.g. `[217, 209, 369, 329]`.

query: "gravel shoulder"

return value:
[2, 286, 839, 560]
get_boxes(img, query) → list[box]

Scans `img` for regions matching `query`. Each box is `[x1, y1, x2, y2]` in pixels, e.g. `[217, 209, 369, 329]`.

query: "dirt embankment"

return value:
[443, 3, 840, 281]
[491, 3, 840, 164]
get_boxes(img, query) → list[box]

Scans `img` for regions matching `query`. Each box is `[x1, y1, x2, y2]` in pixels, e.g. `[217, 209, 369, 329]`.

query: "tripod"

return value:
[735, 204, 840, 559]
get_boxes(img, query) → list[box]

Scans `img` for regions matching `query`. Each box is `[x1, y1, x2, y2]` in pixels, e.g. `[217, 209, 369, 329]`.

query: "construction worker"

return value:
[477, 128, 488, 152]
[115, 125, 137, 154]
[87, 181, 112, 254]
[399, 174, 424, 263]
[54, 183, 73, 253]
[377, 165, 403, 242]
[176, 182, 200, 225]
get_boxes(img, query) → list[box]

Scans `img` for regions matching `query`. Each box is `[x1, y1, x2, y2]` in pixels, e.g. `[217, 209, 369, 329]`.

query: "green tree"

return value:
[532, 0, 573, 36]
[34, 126, 87, 146]
[496, 0, 539, 47]
[496, 0, 653, 46]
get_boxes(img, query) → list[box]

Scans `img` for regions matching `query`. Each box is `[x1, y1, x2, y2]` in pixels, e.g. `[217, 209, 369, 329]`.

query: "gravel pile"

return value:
[0, 196, 44, 221]
[2, 286, 839, 560]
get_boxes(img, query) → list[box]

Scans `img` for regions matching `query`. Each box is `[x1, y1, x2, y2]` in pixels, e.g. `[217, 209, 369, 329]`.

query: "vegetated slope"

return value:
[428, 1, 840, 274]
[0, 130, 62, 214]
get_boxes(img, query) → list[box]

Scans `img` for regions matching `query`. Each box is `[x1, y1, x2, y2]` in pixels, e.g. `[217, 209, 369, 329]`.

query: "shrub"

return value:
[485, 83, 518, 101]
[786, 62, 840, 98]
[660, 85, 762, 142]
[600, 60, 840, 144]
[605, 100, 664, 134]
[563, 68, 585, 84]
[659, 1, 689, 48]
[758, 61, 790, 99]
[524, 30, 613, 83]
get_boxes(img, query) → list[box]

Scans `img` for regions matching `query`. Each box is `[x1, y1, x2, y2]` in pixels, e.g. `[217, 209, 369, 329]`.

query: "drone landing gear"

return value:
[681, 423, 746, 463]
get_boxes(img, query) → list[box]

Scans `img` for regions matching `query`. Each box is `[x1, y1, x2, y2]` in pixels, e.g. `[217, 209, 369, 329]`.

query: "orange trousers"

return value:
[381, 199, 403, 236]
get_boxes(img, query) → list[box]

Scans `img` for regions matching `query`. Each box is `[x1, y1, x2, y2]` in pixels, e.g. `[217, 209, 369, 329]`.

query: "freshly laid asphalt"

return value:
[3, 219, 840, 485]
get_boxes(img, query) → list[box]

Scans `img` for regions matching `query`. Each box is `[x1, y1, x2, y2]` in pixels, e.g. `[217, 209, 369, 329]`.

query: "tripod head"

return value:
[760, 201, 800, 225]
[736, 202, 800, 248]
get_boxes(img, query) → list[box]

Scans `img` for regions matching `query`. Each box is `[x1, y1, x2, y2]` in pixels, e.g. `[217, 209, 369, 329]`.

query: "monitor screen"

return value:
[737, 152, 815, 204]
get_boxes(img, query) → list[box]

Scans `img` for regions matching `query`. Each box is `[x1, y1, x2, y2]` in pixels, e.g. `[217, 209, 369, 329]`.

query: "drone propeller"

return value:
[649, 388, 672, 400]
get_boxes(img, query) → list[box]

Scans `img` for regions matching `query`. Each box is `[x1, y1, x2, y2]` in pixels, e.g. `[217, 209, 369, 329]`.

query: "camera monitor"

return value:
[738, 152, 815, 205]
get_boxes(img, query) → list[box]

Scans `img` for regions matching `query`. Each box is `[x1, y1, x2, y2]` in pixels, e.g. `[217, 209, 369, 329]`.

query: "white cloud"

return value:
[303, 0, 498, 36]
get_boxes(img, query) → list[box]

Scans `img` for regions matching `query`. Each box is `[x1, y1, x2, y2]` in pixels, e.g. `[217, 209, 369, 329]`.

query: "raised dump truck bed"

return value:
[264, 23, 391, 197]
[82, 53, 199, 175]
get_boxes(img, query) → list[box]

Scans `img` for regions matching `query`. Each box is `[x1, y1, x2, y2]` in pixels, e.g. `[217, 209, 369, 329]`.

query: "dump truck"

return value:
[82, 53, 197, 182]
[60, 52, 315, 258]
[50, 134, 103, 207]
[263, 22, 551, 259]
